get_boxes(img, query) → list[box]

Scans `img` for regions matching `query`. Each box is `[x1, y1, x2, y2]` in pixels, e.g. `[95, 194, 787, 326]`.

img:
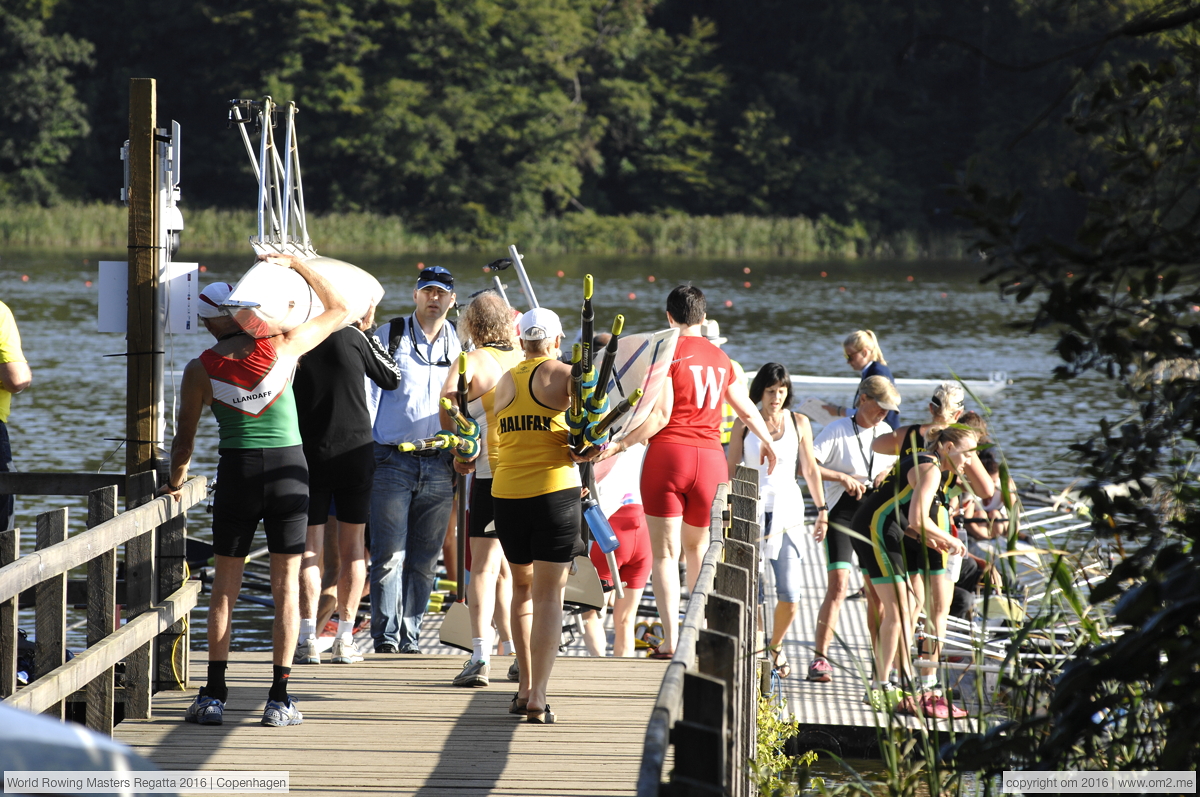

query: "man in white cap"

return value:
[160, 254, 347, 728]
[367, 265, 462, 654]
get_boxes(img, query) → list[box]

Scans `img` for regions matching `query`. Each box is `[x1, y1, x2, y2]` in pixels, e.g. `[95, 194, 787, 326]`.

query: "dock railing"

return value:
[0, 472, 206, 734]
[638, 464, 762, 797]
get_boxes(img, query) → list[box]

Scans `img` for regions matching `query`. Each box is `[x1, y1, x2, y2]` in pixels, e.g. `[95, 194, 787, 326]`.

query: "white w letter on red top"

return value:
[689, 365, 727, 409]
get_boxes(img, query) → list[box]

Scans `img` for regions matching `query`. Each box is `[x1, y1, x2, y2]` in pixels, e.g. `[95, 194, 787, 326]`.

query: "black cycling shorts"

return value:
[306, 442, 374, 526]
[824, 491, 861, 571]
[494, 487, 582, 565]
[212, 446, 309, 557]
[469, 477, 498, 539]
[903, 535, 947, 576]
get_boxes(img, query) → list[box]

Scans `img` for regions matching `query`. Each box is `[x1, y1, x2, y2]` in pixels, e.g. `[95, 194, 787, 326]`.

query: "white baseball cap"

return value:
[518, 307, 564, 341]
[197, 282, 233, 319]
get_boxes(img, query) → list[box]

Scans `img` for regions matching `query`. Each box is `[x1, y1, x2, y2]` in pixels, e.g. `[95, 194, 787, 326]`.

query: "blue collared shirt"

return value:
[369, 314, 463, 445]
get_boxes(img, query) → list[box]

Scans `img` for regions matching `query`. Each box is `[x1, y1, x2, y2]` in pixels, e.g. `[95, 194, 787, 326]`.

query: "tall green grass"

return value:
[0, 202, 970, 258]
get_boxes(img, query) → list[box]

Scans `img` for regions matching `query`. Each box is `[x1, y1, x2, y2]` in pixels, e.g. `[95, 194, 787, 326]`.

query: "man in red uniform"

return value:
[600, 285, 777, 657]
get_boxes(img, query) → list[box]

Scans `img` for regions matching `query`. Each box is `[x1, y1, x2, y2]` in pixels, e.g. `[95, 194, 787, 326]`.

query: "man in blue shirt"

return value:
[368, 266, 462, 653]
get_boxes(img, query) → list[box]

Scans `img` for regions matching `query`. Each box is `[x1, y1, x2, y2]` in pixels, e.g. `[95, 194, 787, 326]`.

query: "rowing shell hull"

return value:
[597, 328, 680, 444]
[224, 256, 385, 338]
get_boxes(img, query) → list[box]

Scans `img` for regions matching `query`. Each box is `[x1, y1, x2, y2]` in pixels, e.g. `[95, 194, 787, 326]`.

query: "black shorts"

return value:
[849, 491, 907, 586]
[469, 477, 498, 538]
[903, 535, 947, 576]
[824, 491, 861, 571]
[306, 442, 374, 525]
[212, 446, 309, 557]
[493, 487, 582, 565]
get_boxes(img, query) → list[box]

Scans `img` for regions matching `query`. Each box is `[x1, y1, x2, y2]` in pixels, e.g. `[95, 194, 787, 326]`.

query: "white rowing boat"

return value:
[791, 371, 1010, 409]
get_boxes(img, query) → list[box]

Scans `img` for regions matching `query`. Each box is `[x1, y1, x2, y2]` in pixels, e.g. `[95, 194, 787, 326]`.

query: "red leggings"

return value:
[589, 504, 652, 589]
[640, 441, 727, 527]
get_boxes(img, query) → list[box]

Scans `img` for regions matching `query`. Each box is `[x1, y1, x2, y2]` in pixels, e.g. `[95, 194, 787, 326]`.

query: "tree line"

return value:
[0, 0, 1182, 244]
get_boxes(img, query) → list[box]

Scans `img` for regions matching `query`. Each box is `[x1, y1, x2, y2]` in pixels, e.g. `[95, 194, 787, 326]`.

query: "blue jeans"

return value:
[369, 445, 455, 649]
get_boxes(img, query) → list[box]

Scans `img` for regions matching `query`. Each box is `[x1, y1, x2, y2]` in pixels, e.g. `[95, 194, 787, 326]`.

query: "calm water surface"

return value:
[0, 247, 1123, 649]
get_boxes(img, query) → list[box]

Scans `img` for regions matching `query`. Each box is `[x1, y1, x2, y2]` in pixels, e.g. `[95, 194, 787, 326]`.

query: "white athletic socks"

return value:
[472, 638, 487, 664]
[499, 639, 514, 656]
[337, 619, 353, 641]
[299, 618, 317, 642]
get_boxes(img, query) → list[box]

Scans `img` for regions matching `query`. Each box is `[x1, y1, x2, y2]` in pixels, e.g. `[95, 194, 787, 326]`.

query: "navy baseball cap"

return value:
[416, 265, 454, 292]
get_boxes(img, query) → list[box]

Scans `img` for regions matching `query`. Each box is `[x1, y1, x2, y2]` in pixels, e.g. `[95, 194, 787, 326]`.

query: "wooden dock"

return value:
[115, 649, 667, 796]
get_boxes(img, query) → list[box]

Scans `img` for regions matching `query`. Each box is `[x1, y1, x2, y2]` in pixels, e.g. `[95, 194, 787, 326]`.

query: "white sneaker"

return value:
[331, 637, 364, 664]
[293, 637, 320, 665]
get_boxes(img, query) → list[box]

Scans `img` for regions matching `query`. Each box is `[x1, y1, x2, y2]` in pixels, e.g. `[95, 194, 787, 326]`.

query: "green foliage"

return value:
[753, 696, 819, 797]
[0, 201, 970, 257]
[0, 8, 92, 204]
[948, 22, 1200, 775]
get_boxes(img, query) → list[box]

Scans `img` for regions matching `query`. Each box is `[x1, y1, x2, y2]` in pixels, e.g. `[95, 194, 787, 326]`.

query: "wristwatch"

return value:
[815, 505, 829, 512]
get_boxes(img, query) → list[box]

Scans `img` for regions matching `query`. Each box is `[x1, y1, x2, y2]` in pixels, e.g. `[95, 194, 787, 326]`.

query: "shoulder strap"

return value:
[387, 316, 406, 358]
[790, 412, 802, 480]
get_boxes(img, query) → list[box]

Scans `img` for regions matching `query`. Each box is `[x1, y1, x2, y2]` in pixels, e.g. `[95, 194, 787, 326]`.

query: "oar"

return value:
[398, 434, 462, 453]
[580, 275, 595, 377]
[507, 244, 539, 309]
[575, 388, 643, 454]
[580, 465, 623, 600]
[454, 352, 469, 603]
[568, 343, 586, 450]
[591, 314, 624, 410]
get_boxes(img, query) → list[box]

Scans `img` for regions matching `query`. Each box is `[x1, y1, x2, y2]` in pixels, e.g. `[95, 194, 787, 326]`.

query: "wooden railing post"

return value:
[672, 671, 727, 795]
[0, 528, 16, 698]
[35, 509, 68, 718]
[156, 510, 187, 693]
[86, 486, 118, 734]
[124, 471, 156, 718]
[730, 465, 761, 787]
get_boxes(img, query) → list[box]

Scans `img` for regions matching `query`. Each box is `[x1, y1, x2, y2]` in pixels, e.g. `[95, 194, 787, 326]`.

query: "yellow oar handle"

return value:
[611, 314, 624, 336]
[440, 398, 476, 433]
[458, 351, 467, 376]
[583, 274, 593, 301]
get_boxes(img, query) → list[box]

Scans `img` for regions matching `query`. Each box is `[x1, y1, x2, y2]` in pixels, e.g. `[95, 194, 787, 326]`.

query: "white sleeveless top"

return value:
[744, 414, 806, 561]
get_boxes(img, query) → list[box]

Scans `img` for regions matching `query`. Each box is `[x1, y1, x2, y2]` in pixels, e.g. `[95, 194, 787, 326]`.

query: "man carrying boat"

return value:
[367, 266, 462, 654]
[0, 300, 32, 530]
[600, 285, 777, 658]
[292, 309, 402, 666]
[160, 254, 348, 728]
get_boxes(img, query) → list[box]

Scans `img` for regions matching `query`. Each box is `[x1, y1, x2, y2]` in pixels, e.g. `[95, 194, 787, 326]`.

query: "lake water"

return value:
[0, 246, 1123, 650]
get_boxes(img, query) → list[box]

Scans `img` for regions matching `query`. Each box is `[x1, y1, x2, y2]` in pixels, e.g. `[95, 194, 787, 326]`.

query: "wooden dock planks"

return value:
[115, 650, 667, 796]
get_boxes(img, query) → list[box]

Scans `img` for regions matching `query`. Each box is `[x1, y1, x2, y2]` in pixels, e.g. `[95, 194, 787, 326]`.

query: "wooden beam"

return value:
[126, 77, 159, 480]
[0, 529, 16, 698]
[86, 486, 118, 734]
[3, 581, 200, 716]
[0, 478, 204, 603]
[124, 470, 156, 719]
[0, 473, 126, 497]
[34, 509, 67, 719]
[155, 511, 187, 692]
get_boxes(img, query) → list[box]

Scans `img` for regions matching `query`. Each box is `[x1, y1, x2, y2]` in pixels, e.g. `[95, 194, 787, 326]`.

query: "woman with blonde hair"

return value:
[823, 330, 899, 430]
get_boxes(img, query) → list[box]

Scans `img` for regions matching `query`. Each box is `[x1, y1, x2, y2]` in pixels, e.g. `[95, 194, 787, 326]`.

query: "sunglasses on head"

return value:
[418, 268, 454, 289]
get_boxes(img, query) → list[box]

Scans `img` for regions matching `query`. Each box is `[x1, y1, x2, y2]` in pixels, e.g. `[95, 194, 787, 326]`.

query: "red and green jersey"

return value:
[200, 338, 301, 449]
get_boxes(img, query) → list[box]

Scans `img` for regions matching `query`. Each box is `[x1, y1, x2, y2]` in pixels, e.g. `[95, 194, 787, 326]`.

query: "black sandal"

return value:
[526, 704, 555, 724]
[509, 694, 528, 715]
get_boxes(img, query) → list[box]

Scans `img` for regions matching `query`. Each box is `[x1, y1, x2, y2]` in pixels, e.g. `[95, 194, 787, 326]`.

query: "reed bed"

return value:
[0, 202, 969, 259]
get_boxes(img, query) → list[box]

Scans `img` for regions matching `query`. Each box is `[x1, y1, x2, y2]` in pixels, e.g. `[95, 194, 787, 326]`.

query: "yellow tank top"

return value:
[493, 357, 581, 499]
[466, 345, 523, 479]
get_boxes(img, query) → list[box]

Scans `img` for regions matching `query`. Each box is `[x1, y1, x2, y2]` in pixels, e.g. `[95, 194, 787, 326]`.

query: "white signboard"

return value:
[97, 261, 201, 334]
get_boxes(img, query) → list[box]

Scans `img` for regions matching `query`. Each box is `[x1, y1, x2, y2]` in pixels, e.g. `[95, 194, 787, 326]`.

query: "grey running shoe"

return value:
[261, 697, 303, 727]
[375, 642, 399, 654]
[331, 637, 364, 664]
[184, 695, 224, 725]
[453, 659, 490, 687]
[293, 637, 320, 665]
[507, 659, 520, 682]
